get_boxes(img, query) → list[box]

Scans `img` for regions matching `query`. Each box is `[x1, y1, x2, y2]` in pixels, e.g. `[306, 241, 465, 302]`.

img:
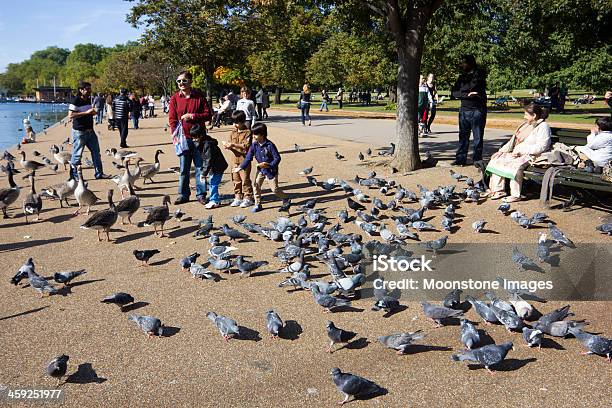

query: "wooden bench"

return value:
[522, 127, 612, 193]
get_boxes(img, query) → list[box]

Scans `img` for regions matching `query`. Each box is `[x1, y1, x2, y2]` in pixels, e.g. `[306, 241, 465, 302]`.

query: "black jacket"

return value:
[112, 95, 132, 120]
[199, 136, 228, 176]
[451, 68, 487, 110]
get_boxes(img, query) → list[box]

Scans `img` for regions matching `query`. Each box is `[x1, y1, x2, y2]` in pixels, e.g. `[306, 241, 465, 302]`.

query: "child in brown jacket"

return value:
[222, 110, 254, 207]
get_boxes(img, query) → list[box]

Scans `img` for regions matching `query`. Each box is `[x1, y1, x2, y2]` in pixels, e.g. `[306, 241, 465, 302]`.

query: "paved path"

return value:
[265, 110, 513, 163]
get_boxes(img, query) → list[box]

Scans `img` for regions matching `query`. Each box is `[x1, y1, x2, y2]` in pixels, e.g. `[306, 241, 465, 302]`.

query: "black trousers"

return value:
[117, 118, 129, 147]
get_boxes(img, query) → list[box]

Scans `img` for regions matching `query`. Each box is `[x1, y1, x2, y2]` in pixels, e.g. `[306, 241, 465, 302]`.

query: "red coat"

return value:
[168, 89, 211, 138]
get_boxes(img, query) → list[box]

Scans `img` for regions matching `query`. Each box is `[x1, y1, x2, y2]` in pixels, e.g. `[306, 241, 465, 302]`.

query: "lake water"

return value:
[0, 103, 67, 150]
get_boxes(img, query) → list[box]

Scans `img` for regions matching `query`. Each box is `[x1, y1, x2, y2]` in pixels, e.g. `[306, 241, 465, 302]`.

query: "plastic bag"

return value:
[172, 120, 189, 156]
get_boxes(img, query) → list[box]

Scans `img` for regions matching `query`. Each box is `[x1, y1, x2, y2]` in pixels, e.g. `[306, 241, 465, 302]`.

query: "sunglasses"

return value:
[176, 79, 190, 84]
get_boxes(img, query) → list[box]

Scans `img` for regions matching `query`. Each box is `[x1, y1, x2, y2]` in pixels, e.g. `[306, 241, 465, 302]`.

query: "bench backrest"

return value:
[550, 127, 589, 146]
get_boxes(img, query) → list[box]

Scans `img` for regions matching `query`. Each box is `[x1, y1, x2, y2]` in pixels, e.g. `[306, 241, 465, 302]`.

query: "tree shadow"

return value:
[122, 301, 149, 313]
[237, 326, 262, 342]
[0, 306, 49, 321]
[149, 257, 174, 266]
[280, 320, 302, 341]
[65, 363, 107, 384]
[167, 224, 200, 239]
[68, 278, 106, 288]
[249, 270, 279, 278]
[0, 236, 73, 253]
[161, 326, 181, 337]
[45, 213, 75, 224]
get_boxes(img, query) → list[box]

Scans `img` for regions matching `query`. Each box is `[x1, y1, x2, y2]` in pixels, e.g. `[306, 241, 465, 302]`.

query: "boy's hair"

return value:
[252, 122, 268, 138]
[240, 86, 251, 96]
[77, 81, 91, 90]
[231, 110, 246, 124]
[596, 117, 612, 132]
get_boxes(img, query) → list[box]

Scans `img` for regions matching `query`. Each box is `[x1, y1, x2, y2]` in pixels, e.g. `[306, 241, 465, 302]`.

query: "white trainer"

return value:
[204, 201, 220, 209]
[240, 199, 254, 208]
[230, 198, 242, 207]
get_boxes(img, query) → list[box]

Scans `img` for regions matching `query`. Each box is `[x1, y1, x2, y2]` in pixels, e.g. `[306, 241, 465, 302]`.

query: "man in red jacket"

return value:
[168, 70, 212, 205]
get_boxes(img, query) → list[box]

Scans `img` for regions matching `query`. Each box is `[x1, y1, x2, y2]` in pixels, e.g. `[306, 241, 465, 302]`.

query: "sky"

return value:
[0, 0, 144, 71]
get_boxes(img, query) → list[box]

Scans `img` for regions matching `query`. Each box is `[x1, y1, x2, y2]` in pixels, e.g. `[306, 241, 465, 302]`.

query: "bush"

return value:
[384, 102, 397, 111]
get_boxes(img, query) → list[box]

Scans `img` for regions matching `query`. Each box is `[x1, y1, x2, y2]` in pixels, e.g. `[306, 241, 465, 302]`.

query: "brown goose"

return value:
[139, 150, 164, 184]
[50, 145, 71, 170]
[43, 173, 77, 208]
[0, 165, 20, 218]
[144, 195, 171, 237]
[23, 172, 42, 222]
[20, 151, 46, 172]
[112, 158, 139, 198]
[74, 165, 99, 215]
[80, 190, 118, 242]
[115, 180, 140, 225]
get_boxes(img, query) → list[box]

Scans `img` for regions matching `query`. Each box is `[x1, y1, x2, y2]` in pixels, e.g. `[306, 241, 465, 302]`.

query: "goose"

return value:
[144, 195, 171, 237]
[115, 179, 140, 225]
[43, 173, 77, 208]
[131, 157, 144, 181]
[80, 190, 118, 242]
[0, 165, 20, 218]
[111, 158, 139, 198]
[23, 172, 42, 222]
[105, 148, 137, 161]
[139, 150, 164, 184]
[49, 145, 71, 170]
[74, 166, 99, 215]
[19, 151, 45, 172]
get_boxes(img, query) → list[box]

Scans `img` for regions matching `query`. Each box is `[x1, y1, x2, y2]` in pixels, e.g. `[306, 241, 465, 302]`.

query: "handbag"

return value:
[296, 100, 302, 109]
[603, 161, 612, 183]
[172, 120, 189, 156]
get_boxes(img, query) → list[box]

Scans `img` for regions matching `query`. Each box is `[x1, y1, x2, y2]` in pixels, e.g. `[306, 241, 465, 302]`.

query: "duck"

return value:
[139, 150, 164, 184]
[19, 151, 46, 172]
[0, 165, 20, 218]
[23, 172, 42, 222]
[49, 145, 71, 170]
[80, 190, 118, 242]
[144, 195, 171, 237]
[105, 148, 137, 161]
[74, 165, 99, 215]
[115, 179, 140, 225]
[43, 173, 77, 208]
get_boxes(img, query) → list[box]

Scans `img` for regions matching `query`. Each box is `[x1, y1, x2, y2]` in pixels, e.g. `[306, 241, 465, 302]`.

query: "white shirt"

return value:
[236, 98, 257, 125]
[577, 131, 612, 167]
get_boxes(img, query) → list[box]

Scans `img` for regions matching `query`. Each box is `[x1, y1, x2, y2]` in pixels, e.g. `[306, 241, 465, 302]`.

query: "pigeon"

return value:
[27, 269, 57, 297]
[189, 263, 220, 281]
[306, 175, 318, 186]
[53, 269, 87, 286]
[279, 250, 306, 273]
[299, 166, 313, 175]
[451, 342, 513, 374]
[330, 367, 385, 405]
[133, 249, 160, 266]
[419, 236, 448, 256]
[208, 257, 233, 273]
[484, 291, 514, 313]
[465, 296, 499, 324]
[378, 331, 425, 355]
[279, 199, 292, 212]
[366, 148, 372, 156]
[346, 197, 365, 211]
[46, 355, 69, 385]
[11, 257, 35, 286]
[443, 289, 463, 309]
[235, 255, 269, 277]
[595, 223, 612, 235]
[334, 273, 366, 296]
[355, 220, 377, 236]
[497, 202, 511, 215]
[173, 208, 185, 221]
[412, 221, 435, 231]
[311, 285, 351, 312]
[208, 245, 237, 259]
[206, 311, 239, 341]
[490, 305, 524, 332]
[326, 321, 357, 353]
[358, 152, 364, 161]
[338, 209, 349, 223]
[536, 320, 587, 337]
[222, 224, 249, 241]
[335, 151, 344, 160]
[568, 328, 611, 362]
[522, 327, 543, 348]
[511, 246, 541, 271]
[128, 314, 164, 337]
[450, 169, 464, 180]
[472, 219, 486, 233]
[537, 233, 551, 263]
[537, 305, 572, 327]
[548, 224, 574, 247]
[508, 294, 533, 319]
[441, 216, 453, 232]
[421, 302, 464, 326]
[265, 310, 283, 338]
[294, 143, 303, 152]
[232, 214, 247, 224]
[180, 252, 200, 270]
[101, 292, 134, 310]
[460, 319, 480, 349]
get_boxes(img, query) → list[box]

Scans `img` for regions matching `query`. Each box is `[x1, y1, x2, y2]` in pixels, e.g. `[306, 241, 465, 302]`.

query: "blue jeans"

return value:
[201, 172, 223, 203]
[178, 139, 206, 200]
[95, 109, 104, 124]
[300, 102, 311, 124]
[320, 101, 328, 111]
[70, 129, 104, 179]
[457, 108, 487, 163]
[132, 115, 139, 129]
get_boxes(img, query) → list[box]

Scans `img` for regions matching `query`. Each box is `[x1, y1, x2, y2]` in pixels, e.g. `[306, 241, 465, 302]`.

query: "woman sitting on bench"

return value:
[576, 117, 612, 168]
[484, 102, 552, 202]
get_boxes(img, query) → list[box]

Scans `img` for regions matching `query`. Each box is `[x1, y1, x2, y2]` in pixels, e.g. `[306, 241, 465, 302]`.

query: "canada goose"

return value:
[80, 190, 118, 242]
[0, 165, 20, 218]
[74, 166, 99, 215]
[111, 158, 139, 198]
[23, 172, 42, 222]
[19, 151, 45, 172]
[139, 150, 164, 184]
[105, 148, 137, 161]
[144, 195, 171, 237]
[43, 173, 77, 208]
[131, 157, 144, 180]
[49, 145, 71, 170]
[115, 179, 140, 225]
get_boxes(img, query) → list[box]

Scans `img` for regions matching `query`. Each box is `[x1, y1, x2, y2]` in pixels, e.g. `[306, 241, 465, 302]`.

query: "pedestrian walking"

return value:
[335, 87, 344, 109]
[320, 89, 329, 112]
[93, 93, 105, 124]
[299, 84, 312, 126]
[129, 93, 141, 129]
[112, 88, 132, 148]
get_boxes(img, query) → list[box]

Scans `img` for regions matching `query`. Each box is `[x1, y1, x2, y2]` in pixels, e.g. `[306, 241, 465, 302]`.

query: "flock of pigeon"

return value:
[2, 135, 611, 405]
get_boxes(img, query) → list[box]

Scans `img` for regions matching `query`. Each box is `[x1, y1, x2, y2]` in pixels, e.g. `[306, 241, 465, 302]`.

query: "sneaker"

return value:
[251, 204, 262, 213]
[240, 199, 254, 208]
[230, 198, 242, 207]
[450, 160, 466, 167]
[204, 201, 220, 209]
[197, 197, 207, 205]
[95, 174, 112, 179]
[174, 196, 189, 205]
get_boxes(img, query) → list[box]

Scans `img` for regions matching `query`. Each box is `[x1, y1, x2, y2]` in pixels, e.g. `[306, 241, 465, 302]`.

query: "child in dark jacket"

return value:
[232, 123, 288, 212]
[190, 125, 228, 209]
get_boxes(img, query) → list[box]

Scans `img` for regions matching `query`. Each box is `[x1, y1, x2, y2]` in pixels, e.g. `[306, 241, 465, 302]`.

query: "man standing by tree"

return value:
[451, 55, 487, 166]
[168, 70, 212, 205]
[69, 81, 111, 180]
[112, 88, 132, 148]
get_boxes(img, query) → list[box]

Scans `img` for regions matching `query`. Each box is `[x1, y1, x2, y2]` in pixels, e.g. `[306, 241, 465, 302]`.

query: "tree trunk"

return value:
[391, 36, 423, 172]
[274, 87, 282, 105]
[204, 65, 214, 108]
